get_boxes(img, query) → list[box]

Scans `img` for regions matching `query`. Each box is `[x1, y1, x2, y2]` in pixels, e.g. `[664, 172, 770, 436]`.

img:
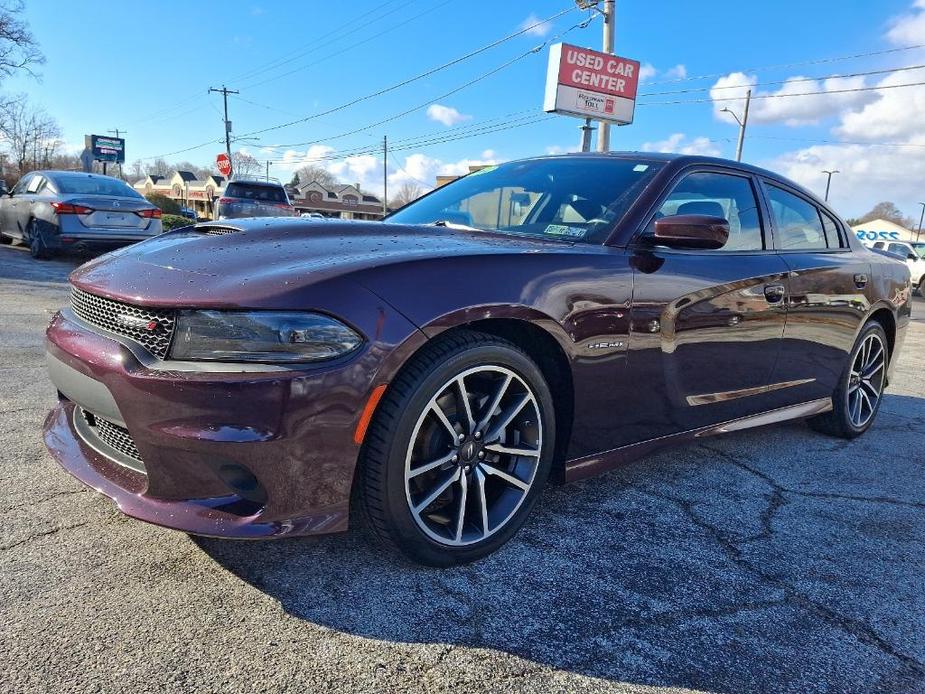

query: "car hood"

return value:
[69, 219, 568, 308]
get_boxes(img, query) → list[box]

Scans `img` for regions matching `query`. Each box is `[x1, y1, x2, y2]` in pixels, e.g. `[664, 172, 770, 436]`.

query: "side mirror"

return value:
[908, 253, 918, 261]
[652, 214, 729, 250]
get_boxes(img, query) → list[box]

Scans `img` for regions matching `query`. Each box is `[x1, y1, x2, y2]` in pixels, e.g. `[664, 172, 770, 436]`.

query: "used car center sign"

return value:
[544, 43, 640, 125]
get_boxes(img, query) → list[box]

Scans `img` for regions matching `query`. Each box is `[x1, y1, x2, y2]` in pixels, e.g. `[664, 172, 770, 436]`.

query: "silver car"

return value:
[214, 176, 295, 220]
[0, 171, 163, 259]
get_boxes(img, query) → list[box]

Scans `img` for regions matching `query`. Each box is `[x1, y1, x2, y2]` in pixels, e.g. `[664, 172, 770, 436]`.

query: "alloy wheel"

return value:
[847, 332, 886, 428]
[404, 365, 543, 546]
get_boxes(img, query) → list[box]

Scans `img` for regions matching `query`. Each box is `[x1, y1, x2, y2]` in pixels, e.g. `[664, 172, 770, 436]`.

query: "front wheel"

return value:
[358, 330, 555, 566]
[808, 321, 888, 439]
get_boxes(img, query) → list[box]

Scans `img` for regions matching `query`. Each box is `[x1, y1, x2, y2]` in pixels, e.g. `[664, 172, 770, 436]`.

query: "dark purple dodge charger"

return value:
[43, 153, 911, 565]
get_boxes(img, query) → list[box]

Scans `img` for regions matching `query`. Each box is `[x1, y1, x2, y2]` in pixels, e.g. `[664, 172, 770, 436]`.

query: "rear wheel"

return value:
[808, 321, 888, 439]
[27, 219, 53, 260]
[359, 330, 555, 566]
[918, 277, 925, 297]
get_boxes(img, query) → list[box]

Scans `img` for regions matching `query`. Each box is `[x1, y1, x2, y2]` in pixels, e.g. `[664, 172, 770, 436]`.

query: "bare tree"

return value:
[389, 181, 424, 209]
[0, 96, 59, 174]
[293, 164, 337, 188]
[231, 150, 261, 177]
[149, 158, 170, 177]
[0, 2, 43, 81]
[129, 159, 145, 181]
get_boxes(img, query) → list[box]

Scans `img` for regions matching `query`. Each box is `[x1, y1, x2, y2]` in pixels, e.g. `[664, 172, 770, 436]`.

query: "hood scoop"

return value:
[194, 223, 244, 236]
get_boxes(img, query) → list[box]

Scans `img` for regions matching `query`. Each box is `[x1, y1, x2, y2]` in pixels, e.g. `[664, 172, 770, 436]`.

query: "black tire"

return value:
[358, 329, 555, 566]
[27, 219, 53, 260]
[0, 231, 10, 245]
[918, 277, 925, 297]
[808, 321, 888, 439]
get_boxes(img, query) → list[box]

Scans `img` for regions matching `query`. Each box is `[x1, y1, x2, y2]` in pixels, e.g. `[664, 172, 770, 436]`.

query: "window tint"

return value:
[225, 182, 287, 203]
[766, 185, 828, 250]
[654, 171, 764, 251]
[887, 242, 910, 258]
[819, 209, 845, 248]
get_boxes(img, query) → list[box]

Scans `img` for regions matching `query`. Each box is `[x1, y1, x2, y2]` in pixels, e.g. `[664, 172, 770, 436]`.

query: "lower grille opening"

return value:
[76, 408, 146, 473]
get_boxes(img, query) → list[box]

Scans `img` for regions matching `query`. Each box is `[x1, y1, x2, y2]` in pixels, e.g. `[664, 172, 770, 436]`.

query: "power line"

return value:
[637, 79, 925, 106]
[141, 5, 580, 161]
[645, 43, 925, 85]
[639, 62, 925, 97]
[240, 0, 454, 91]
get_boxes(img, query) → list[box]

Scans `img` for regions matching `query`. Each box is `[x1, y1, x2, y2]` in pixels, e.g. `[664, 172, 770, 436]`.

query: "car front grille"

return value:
[71, 287, 175, 359]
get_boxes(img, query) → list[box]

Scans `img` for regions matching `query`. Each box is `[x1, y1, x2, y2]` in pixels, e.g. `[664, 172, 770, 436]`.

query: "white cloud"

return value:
[641, 133, 721, 156]
[518, 13, 552, 37]
[887, 0, 925, 45]
[639, 63, 657, 83]
[710, 72, 876, 127]
[639, 63, 687, 84]
[545, 144, 576, 155]
[426, 104, 472, 127]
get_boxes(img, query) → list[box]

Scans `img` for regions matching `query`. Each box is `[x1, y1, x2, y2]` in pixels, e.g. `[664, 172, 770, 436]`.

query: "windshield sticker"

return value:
[543, 224, 587, 239]
[633, 164, 649, 172]
[467, 165, 497, 177]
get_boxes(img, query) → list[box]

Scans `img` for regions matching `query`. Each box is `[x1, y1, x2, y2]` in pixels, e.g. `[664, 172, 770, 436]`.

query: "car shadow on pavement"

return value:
[0, 245, 87, 283]
[196, 392, 925, 693]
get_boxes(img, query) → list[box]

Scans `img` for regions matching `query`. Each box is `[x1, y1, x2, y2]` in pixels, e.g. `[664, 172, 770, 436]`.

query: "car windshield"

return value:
[912, 242, 925, 258]
[225, 182, 287, 202]
[53, 175, 142, 198]
[386, 157, 664, 244]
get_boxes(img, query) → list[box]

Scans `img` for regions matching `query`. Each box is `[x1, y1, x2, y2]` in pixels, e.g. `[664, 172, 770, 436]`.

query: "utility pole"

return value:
[382, 135, 388, 217]
[266, 160, 271, 181]
[579, 118, 596, 152]
[918, 202, 925, 243]
[209, 85, 239, 176]
[721, 88, 751, 162]
[108, 128, 127, 178]
[821, 169, 839, 202]
[596, 0, 615, 152]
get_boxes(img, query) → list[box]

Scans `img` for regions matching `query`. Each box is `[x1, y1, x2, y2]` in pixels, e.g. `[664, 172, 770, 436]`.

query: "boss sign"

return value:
[543, 43, 641, 125]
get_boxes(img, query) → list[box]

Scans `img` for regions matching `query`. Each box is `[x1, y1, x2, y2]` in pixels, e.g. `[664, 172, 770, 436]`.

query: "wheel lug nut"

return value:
[477, 451, 485, 459]
[474, 431, 481, 440]
[458, 433, 465, 442]
[452, 455, 458, 463]
[464, 465, 471, 472]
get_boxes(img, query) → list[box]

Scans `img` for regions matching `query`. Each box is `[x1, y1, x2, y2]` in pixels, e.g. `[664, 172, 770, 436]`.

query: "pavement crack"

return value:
[0, 519, 92, 551]
[1, 488, 89, 513]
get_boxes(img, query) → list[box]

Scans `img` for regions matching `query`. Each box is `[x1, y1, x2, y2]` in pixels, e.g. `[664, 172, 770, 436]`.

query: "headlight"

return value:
[170, 310, 363, 363]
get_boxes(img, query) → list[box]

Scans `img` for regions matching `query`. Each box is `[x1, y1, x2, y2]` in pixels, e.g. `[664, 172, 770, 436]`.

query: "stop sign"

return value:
[216, 153, 232, 177]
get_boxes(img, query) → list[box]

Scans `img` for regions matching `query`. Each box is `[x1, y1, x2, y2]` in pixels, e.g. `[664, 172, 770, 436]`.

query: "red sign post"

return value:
[543, 43, 640, 125]
[216, 153, 232, 177]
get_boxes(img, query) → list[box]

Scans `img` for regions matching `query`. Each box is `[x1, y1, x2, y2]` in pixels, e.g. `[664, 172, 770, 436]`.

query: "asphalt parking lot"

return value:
[1, 243, 924, 694]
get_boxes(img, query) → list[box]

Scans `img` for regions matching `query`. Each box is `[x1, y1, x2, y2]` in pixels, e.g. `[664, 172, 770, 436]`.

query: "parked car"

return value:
[43, 153, 910, 566]
[300, 211, 326, 219]
[179, 207, 197, 220]
[870, 240, 925, 294]
[0, 171, 163, 259]
[213, 175, 295, 220]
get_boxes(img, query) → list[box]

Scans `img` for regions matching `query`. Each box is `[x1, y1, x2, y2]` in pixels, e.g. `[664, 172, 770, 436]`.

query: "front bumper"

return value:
[41, 305, 419, 538]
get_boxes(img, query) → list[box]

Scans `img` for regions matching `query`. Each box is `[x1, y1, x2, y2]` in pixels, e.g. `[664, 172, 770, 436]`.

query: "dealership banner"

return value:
[544, 43, 640, 125]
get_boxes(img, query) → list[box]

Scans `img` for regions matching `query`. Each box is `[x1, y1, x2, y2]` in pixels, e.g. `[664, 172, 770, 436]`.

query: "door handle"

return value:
[854, 273, 868, 288]
[764, 284, 786, 303]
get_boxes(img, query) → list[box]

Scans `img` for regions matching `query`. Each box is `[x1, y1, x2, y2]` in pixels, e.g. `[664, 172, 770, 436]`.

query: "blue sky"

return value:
[8, 0, 925, 218]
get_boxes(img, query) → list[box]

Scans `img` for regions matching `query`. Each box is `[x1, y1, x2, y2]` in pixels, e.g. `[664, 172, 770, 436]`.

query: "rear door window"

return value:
[225, 183, 287, 203]
[766, 185, 828, 250]
[26, 175, 43, 193]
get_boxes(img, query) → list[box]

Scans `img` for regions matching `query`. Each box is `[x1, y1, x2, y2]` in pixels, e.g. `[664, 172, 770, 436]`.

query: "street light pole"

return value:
[917, 202, 925, 243]
[721, 89, 751, 162]
[822, 169, 840, 202]
[266, 160, 271, 182]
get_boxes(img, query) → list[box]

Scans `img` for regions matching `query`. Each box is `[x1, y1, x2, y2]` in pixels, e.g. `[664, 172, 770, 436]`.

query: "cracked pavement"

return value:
[1, 244, 924, 694]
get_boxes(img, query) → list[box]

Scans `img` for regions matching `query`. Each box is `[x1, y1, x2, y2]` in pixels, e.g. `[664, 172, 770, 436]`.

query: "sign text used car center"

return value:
[544, 43, 640, 125]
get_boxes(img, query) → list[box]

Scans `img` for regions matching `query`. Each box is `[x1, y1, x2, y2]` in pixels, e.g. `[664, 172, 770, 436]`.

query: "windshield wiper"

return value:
[428, 220, 485, 232]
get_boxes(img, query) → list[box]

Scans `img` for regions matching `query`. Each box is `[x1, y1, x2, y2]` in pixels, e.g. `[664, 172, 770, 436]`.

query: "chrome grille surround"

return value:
[71, 287, 175, 359]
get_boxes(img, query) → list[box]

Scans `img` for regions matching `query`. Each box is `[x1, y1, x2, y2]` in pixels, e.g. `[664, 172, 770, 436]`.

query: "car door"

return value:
[760, 180, 869, 405]
[1, 174, 31, 239]
[624, 168, 791, 445]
